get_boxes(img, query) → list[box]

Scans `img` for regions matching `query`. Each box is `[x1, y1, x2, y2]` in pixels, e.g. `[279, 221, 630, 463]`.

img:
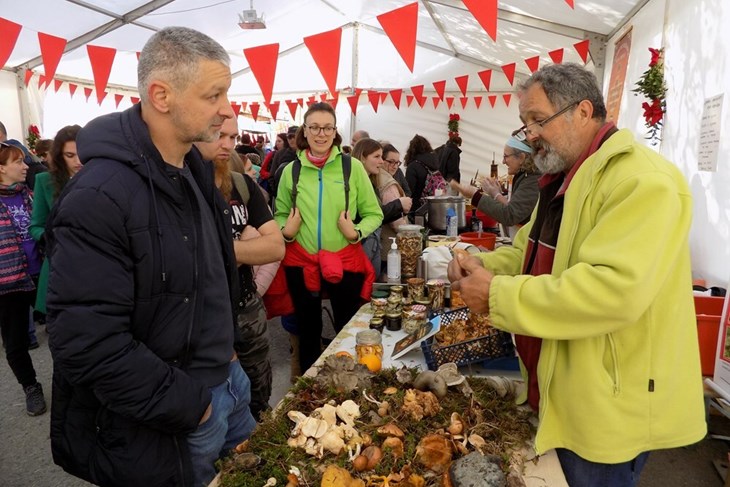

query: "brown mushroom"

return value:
[362, 445, 383, 470]
[416, 434, 453, 474]
[377, 422, 405, 439]
[382, 437, 404, 459]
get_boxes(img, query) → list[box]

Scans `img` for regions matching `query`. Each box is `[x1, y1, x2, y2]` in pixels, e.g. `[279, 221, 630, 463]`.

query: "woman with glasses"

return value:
[273, 103, 383, 373]
[382, 143, 411, 196]
[450, 134, 540, 238]
[352, 138, 411, 277]
[29, 125, 82, 318]
[0, 142, 47, 416]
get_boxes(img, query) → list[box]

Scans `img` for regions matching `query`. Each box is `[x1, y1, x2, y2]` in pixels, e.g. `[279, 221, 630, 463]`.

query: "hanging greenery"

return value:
[26, 124, 40, 152]
[448, 113, 460, 140]
[632, 48, 666, 145]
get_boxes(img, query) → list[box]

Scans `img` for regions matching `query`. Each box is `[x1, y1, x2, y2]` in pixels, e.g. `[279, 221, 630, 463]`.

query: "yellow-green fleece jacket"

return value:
[478, 129, 706, 463]
[274, 147, 383, 254]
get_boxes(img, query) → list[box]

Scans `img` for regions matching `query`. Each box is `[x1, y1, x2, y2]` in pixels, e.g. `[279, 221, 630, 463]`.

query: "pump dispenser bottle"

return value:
[387, 237, 401, 283]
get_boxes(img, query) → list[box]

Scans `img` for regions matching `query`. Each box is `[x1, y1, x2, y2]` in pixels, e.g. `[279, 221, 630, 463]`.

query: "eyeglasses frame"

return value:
[304, 124, 336, 136]
[515, 100, 581, 138]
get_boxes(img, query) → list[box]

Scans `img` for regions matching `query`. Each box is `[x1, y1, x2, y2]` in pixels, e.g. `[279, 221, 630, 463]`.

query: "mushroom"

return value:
[383, 387, 398, 395]
[382, 437, 404, 459]
[447, 412, 464, 435]
[320, 427, 346, 455]
[361, 445, 383, 470]
[415, 434, 453, 474]
[413, 370, 448, 398]
[436, 362, 465, 386]
[336, 400, 361, 426]
[312, 403, 338, 426]
[263, 478, 276, 487]
[377, 423, 405, 439]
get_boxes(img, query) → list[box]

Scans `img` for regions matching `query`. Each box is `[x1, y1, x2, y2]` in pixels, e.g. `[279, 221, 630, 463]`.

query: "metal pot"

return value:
[424, 196, 466, 231]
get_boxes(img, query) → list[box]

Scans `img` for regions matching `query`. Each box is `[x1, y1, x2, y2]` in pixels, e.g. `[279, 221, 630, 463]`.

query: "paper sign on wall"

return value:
[698, 93, 724, 172]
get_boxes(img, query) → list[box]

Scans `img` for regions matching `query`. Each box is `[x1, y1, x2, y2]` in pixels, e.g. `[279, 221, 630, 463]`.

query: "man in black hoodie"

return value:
[46, 27, 254, 487]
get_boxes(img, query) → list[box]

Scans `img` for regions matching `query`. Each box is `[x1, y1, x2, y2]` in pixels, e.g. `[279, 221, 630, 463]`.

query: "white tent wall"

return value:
[349, 94, 518, 181]
[604, 0, 730, 286]
[0, 70, 23, 139]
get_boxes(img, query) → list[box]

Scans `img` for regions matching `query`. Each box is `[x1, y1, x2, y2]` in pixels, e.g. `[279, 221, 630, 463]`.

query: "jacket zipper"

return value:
[607, 333, 621, 395]
[173, 436, 186, 483]
[317, 168, 323, 251]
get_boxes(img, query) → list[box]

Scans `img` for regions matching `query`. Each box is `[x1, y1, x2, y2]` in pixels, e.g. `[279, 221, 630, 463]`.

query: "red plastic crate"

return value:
[694, 295, 724, 376]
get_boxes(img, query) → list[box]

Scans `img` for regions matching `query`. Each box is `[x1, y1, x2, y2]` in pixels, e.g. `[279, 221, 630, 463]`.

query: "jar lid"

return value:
[371, 290, 389, 299]
[415, 297, 431, 305]
[397, 224, 424, 232]
[390, 285, 404, 293]
[357, 329, 382, 345]
[385, 311, 402, 318]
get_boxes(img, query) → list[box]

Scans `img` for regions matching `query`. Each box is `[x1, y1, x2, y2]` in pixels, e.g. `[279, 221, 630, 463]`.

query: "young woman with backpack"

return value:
[404, 134, 446, 212]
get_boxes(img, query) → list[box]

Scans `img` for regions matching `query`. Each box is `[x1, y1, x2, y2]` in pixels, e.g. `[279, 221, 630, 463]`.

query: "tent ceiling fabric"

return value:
[3, 0, 643, 98]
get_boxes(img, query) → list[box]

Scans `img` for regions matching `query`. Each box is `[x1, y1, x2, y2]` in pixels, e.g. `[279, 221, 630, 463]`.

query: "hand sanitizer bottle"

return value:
[446, 207, 458, 237]
[387, 237, 401, 283]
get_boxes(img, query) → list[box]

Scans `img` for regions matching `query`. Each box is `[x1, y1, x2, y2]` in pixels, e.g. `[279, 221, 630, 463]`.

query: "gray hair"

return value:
[138, 27, 230, 103]
[519, 63, 607, 122]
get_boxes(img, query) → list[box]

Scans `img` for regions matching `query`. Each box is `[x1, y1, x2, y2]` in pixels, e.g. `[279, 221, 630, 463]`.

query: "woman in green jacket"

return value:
[29, 125, 81, 314]
[274, 103, 383, 372]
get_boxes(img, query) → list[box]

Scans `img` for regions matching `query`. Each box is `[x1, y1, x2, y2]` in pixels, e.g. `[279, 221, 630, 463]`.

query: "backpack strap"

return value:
[230, 171, 250, 206]
[342, 154, 351, 214]
[290, 159, 302, 210]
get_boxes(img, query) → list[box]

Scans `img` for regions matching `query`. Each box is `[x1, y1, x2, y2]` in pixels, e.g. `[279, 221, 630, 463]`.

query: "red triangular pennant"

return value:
[0, 17, 23, 69]
[379, 92, 387, 103]
[231, 102, 241, 117]
[377, 2, 418, 72]
[389, 89, 403, 109]
[268, 101, 280, 120]
[240, 102, 248, 112]
[488, 95, 497, 107]
[83, 87, 92, 101]
[87, 44, 117, 104]
[303, 28, 341, 95]
[525, 56, 540, 73]
[97, 91, 108, 105]
[410, 85, 424, 101]
[574, 39, 590, 64]
[432, 80, 446, 101]
[368, 91, 380, 113]
[347, 94, 359, 115]
[249, 102, 260, 121]
[24, 69, 33, 86]
[502, 93, 512, 106]
[53, 79, 63, 92]
[416, 95, 426, 108]
[319, 93, 328, 102]
[432, 97, 441, 109]
[37, 32, 67, 81]
[307, 95, 316, 105]
[477, 69, 492, 91]
[286, 99, 298, 119]
[68, 83, 77, 97]
[474, 96, 483, 108]
[463, 0, 498, 42]
[114, 94, 124, 108]
[296, 98, 304, 108]
[243, 43, 279, 105]
[548, 48, 564, 64]
[136, 51, 141, 61]
[37, 74, 47, 89]
[130, 96, 139, 104]
[406, 95, 414, 107]
[565, 0, 575, 9]
[445, 96, 455, 109]
[502, 63, 516, 85]
[354, 88, 363, 98]
[327, 92, 339, 109]
[455, 75, 469, 97]
[460, 96, 468, 109]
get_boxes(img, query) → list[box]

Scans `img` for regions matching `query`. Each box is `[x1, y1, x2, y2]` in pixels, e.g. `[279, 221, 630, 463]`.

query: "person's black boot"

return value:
[23, 383, 47, 416]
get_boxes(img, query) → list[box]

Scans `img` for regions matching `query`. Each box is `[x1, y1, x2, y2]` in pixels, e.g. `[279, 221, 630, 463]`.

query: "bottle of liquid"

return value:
[446, 207, 458, 237]
[490, 151, 499, 180]
[387, 237, 401, 283]
[470, 208, 482, 233]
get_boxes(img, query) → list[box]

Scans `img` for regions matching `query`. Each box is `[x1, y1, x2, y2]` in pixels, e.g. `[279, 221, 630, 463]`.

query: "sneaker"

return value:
[24, 383, 47, 416]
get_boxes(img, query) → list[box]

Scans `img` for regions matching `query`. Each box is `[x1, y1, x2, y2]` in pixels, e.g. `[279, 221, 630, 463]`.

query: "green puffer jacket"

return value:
[274, 146, 383, 254]
[478, 128, 706, 463]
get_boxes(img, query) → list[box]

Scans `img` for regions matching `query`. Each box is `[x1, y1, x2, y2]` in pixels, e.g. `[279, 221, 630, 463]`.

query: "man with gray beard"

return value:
[448, 63, 705, 487]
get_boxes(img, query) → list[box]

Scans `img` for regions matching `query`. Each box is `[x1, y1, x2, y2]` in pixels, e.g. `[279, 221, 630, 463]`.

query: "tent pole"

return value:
[15, 70, 32, 144]
[350, 23, 360, 143]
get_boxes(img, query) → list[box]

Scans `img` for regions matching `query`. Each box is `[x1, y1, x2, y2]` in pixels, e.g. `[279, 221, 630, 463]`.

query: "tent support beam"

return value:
[20, 0, 175, 70]
[421, 0, 458, 56]
[65, 0, 160, 32]
[427, 0, 604, 41]
[608, 0, 653, 39]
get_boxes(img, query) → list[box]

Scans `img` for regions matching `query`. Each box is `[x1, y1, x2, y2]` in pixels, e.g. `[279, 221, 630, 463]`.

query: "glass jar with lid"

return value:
[396, 224, 424, 278]
[356, 329, 383, 360]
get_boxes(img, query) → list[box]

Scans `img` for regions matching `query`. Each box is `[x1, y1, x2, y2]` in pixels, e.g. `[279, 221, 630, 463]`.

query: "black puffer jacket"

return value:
[46, 104, 239, 487]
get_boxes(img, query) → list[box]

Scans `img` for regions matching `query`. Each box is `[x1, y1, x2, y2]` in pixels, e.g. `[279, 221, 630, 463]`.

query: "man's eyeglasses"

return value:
[305, 125, 336, 136]
[514, 100, 581, 139]
[385, 159, 401, 168]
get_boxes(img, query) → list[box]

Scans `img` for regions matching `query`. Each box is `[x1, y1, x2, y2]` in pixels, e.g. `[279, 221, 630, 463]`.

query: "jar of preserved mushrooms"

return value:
[396, 224, 424, 278]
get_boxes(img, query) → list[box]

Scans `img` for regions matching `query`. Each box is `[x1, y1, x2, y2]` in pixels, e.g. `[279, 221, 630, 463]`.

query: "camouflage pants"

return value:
[233, 293, 272, 420]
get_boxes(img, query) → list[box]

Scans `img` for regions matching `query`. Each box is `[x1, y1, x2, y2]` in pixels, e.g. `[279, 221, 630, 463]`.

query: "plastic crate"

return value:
[420, 307, 515, 370]
[695, 295, 725, 376]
